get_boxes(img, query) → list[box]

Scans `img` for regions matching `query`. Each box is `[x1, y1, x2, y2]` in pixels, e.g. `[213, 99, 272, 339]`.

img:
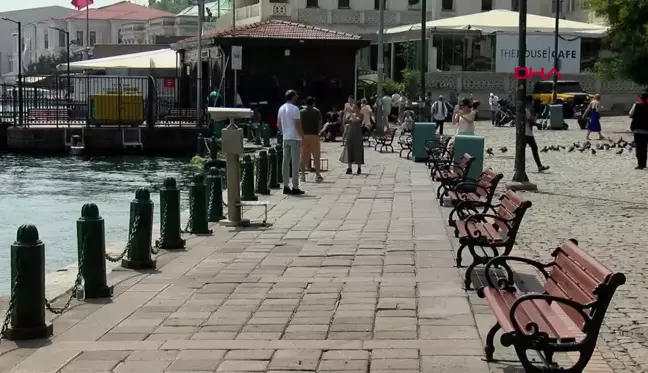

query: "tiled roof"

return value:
[199, 20, 363, 41]
[59, 1, 174, 21]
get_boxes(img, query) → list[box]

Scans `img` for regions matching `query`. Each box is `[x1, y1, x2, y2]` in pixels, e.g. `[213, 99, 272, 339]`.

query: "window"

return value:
[89, 31, 96, 46]
[44, 32, 49, 49]
[338, 0, 349, 8]
[306, 0, 318, 7]
[76, 31, 83, 45]
[481, 0, 492, 11]
[374, 0, 386, 9]
[511, 0, 519, 11]
[59, 31, 66, 47]
[408, 0, 420, 9]
[441, 0, 454, 11]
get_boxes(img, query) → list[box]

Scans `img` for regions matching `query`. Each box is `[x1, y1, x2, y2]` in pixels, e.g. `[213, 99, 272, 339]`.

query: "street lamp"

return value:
[49, 26, 71, 108]
[1, 17, 23, 126]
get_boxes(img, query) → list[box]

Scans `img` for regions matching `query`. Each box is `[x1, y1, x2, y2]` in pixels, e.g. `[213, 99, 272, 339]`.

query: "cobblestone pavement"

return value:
[472, 116, 648, 373]
[0, 142, 494, 373]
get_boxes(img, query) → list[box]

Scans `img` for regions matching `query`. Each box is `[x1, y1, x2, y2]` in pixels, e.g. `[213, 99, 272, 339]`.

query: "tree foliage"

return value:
[588, 0, 648, 86]
[27, 51, 70, 75]
[148, 0, 189, 15]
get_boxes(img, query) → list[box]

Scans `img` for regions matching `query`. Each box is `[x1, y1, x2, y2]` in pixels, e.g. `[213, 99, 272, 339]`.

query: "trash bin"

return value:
[412, 122, 437, 162]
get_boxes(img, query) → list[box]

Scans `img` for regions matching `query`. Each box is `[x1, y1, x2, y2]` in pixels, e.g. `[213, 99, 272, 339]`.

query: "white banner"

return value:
[495, 34, 581, 74]
[231, 45, 242, 70]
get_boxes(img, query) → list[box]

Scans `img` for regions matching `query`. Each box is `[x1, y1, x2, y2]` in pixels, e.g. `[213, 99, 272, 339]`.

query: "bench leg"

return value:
[514, 346, 551, 373]
[455, 244, 466, 267]
[484, 322, 501, 361]
[435, 184, 444, 199]
[464, 245, 488, 290]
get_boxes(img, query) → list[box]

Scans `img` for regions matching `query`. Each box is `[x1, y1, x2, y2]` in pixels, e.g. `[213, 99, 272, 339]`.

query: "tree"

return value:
[27, 51, 69, 75]
[149, 0, 190, 14]
[588, 0, 648, 86]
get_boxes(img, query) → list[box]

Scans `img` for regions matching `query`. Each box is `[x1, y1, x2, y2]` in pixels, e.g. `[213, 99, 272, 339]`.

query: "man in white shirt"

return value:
[381, 94, 391, 129]
[431, 95, 449, 135]
[277, 90, 305, 195]
[489, 93, 500, 126]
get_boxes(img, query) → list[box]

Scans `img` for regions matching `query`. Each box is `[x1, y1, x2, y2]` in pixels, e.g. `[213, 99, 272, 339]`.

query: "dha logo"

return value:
[514, 67, 563, 80]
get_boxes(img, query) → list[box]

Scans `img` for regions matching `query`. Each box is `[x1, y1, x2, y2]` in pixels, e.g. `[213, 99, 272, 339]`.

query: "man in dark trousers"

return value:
[630, 91, 648, 169]
[525, 96, 550, 172]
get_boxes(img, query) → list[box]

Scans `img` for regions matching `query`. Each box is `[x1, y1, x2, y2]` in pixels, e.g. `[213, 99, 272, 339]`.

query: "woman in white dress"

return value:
[453, 98, 476, 135]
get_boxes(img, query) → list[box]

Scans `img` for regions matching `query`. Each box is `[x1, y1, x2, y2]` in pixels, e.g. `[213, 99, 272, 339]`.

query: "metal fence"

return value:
[0, 75, 203, 127]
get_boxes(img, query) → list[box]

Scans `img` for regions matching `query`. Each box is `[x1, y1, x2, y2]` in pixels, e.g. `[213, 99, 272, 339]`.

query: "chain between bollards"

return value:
[0, 260, 21, 343]
[45, 234, 88, 315]
[105, 214, 141, 263]
[182, 196, 194, 233]
[151, 203, 166, 255]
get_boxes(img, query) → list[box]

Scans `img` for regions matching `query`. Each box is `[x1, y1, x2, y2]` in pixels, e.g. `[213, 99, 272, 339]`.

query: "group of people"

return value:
[277, 91, 367, 195]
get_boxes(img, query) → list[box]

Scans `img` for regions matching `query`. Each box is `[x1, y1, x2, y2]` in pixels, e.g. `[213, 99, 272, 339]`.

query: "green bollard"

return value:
[4, 224, 54, 340]
[157, 178, 186, 250]
[268, 147, 280, 189]
[210, 136, 219, 160]
[262, 123, 271, 147]
[77, 204, 114, 298]
[197, 133, 206, 157]
[121, 188, 156, 270]
[256, 150, 271, 195]
[188, 173, 212, 234]
[241, 154, 258, 201]
[276, 143, 284, 183]
[207, 167, 225, 222]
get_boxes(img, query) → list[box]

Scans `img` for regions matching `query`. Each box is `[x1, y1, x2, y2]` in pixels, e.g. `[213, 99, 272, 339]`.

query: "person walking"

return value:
[360, 98, 374, 128]
[342, 95, 355, 145]
[586, 94, 605, 140]
[424, 92, 433, 122]
[398, 92, 407, 124]
[431, 95, 448, 135]
[489, 93, 499, 125]
[525, 96, 550, 172]
[340, 101, 365, 174]
[277, 89, 305, 195]
[453, 98, 477, 135]
[630, 92, 648, 170]
[300, 97, 324, 182]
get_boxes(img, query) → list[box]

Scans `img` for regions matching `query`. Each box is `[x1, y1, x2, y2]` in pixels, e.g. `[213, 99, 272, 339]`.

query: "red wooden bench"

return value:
[447, 168, 504, 226]
[434, 153, 475, 203]
[426, 136, 452, 174]
[452, 190, 532, 289]
[477, 239, 625, 373]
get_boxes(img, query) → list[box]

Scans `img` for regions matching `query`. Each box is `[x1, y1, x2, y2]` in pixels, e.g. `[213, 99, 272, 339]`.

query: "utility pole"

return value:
[375, 0, 385, 136]
[509, 0, 536, 190]
[197, 0, 204, 125]
[419, 0, 426, 118]
[552, 0, 560, 103]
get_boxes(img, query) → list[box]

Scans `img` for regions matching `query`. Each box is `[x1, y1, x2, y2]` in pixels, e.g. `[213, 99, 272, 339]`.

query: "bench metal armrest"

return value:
[509, 293, 590, 338]
[466, 213, 510, 227]
[454, 181, 488, 195]
[455, 200, 498, 214]
[483, 256, 552, 290]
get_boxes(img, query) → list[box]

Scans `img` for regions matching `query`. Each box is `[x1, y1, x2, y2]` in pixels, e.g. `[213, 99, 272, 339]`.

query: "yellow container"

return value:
[90, 93, 144, 124]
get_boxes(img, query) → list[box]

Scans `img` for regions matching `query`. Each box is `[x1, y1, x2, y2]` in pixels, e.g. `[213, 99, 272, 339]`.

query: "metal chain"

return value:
[106, 214, 141, 262]
[208, 182, 215, 217]
[0, 259, 21, 341]
[45, 234, 88, 315]
[182, 196, 195, 233]
[152, 204, 166, 254]
[254, 157, 260, 190]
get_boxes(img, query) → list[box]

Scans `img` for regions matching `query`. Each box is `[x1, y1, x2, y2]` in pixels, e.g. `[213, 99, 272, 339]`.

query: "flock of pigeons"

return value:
[486, 137, 637, 156]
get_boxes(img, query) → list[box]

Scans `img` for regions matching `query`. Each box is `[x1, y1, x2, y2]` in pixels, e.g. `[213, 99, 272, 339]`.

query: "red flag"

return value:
[71, 0, 93, 10]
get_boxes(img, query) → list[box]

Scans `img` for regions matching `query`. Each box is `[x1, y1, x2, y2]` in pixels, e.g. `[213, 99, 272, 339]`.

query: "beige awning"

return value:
[57, 49, 179, 71]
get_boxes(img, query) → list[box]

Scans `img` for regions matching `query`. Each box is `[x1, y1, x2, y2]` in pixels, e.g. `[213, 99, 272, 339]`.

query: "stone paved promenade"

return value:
[0, 118, 638, 373]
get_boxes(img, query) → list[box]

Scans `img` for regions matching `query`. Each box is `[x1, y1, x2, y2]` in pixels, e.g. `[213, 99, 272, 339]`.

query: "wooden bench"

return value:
[477, 239, 626, 373]
[424, 136, 450, 167]
[374, 127, 397, 153]
[447, 168, 504, 225]
[427, 137, 454, 178]
[167, 108, 198, 123]
[362, 125, 375, 147]
[453, 190, 532, 289]
[434, 153, 474, 202]
[398, 134, 412, 159]
[28, 108, 69, 124]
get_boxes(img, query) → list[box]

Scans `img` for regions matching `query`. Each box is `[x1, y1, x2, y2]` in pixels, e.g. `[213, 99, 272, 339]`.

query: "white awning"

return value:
[57, 49, 179, 71]
[383, 10, 608, 41]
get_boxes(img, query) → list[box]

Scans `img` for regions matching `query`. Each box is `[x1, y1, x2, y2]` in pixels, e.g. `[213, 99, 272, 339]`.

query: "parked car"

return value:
[531, 80, 592, 118]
